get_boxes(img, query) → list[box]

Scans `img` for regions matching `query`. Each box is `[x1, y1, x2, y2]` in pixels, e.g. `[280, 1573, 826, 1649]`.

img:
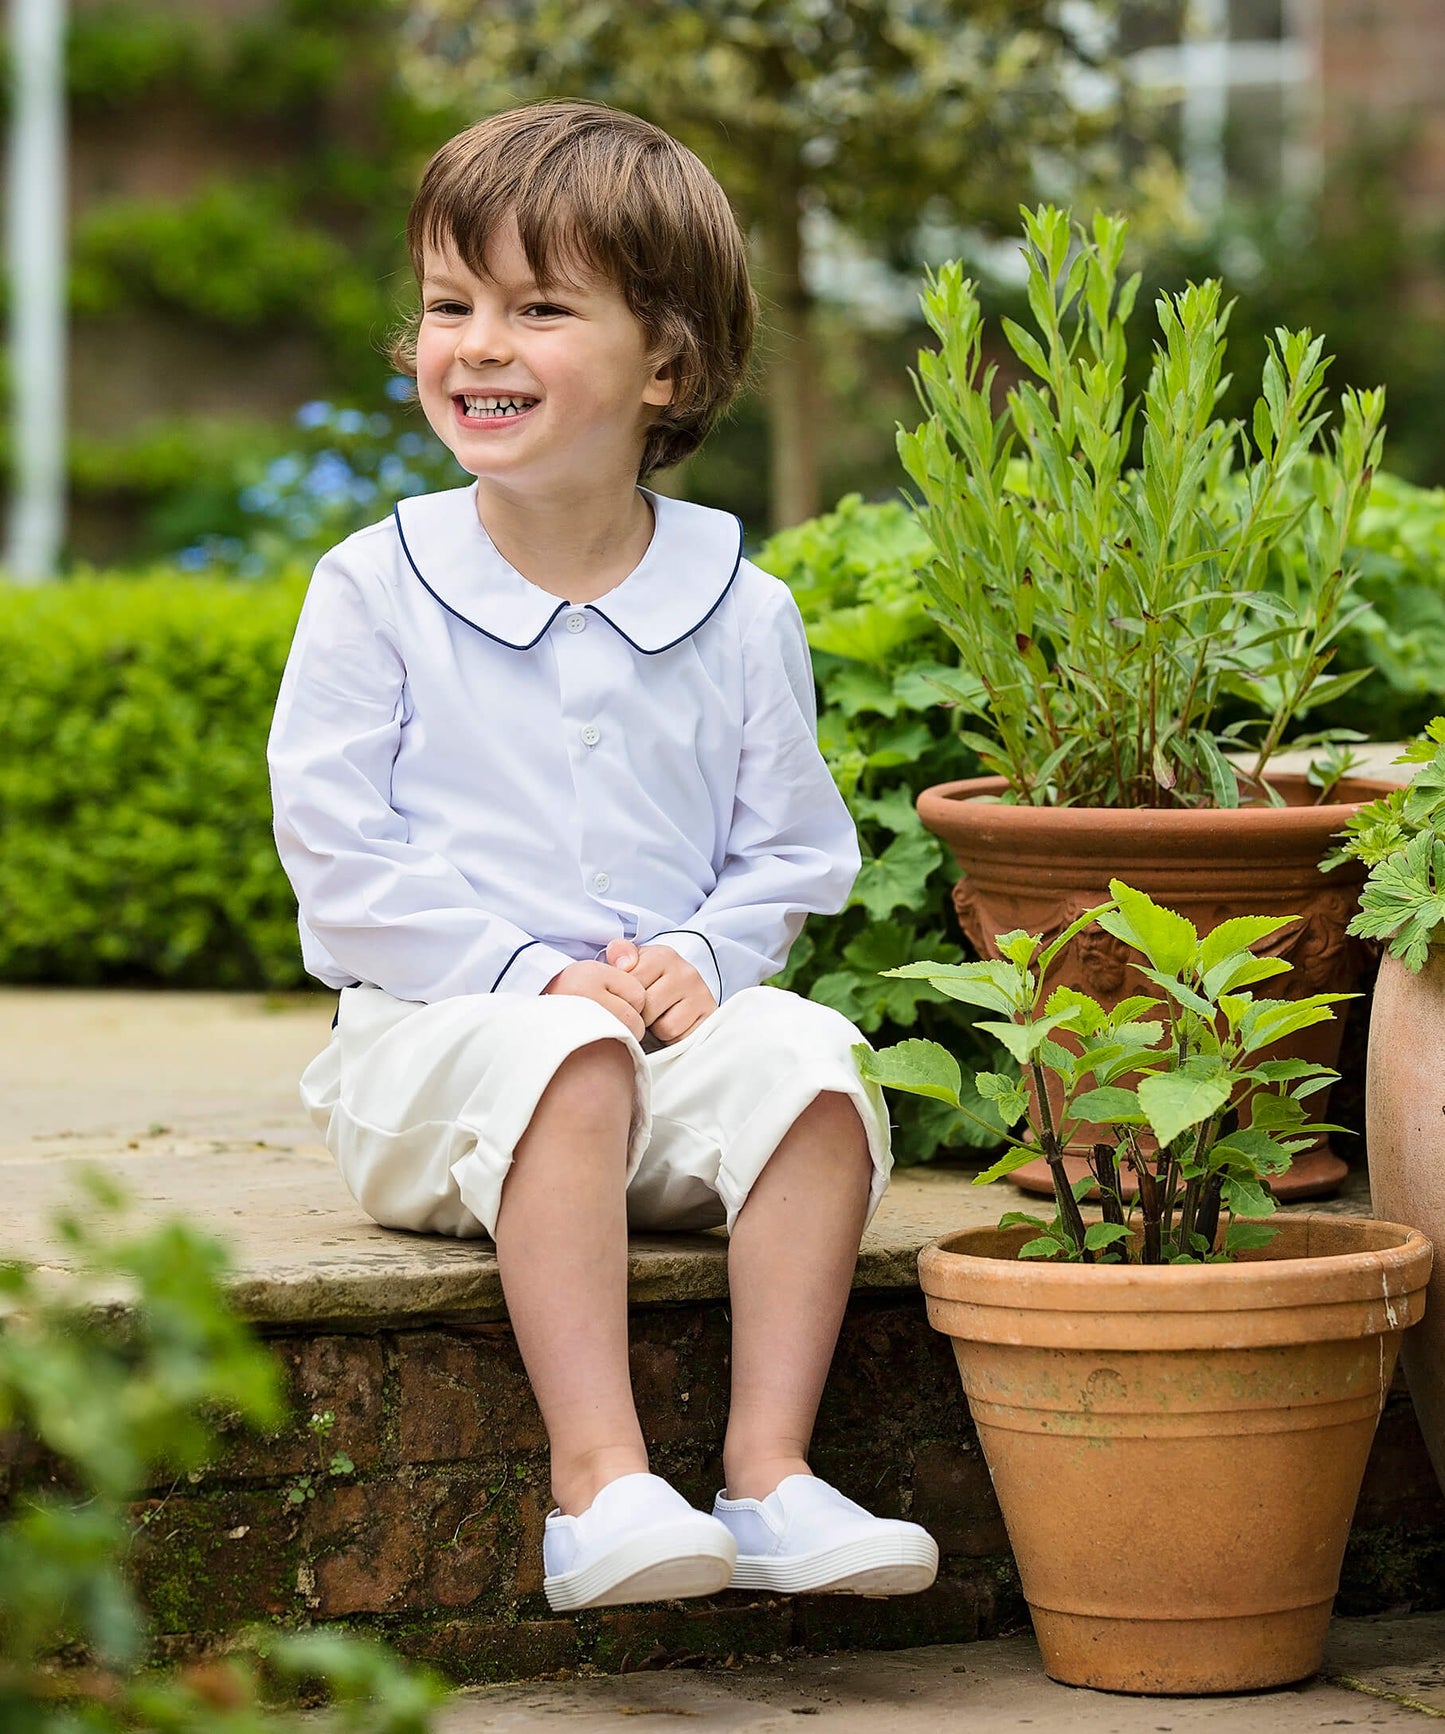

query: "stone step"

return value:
[4, 1136, 1443, 1685]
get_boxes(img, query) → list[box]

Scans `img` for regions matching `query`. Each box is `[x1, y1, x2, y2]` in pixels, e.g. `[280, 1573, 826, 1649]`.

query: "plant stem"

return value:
[1194, 1172, 1224, 1253]
[1128, 1142, 1162, 1264]
[1031, 1057, 1092, 1259]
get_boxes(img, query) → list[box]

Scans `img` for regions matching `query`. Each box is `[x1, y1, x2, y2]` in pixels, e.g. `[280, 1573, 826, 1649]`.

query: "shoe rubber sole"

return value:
[544, 1519, 738, 1612]
[729, 1532, 940, 1597]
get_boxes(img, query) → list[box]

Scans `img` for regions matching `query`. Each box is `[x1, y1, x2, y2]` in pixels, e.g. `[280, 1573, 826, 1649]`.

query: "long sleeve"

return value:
[267, 545, 573, 1000]
[650, 580, 860, 1001]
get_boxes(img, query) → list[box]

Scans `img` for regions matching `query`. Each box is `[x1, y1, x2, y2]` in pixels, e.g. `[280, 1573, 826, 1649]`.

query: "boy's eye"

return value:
[523, 302, 570, 318]
[426, 301, 469, 317]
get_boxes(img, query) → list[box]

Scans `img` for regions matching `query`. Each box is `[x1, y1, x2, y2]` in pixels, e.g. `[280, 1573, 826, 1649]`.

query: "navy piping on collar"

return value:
[585, 517, 744, 656]
[491, 937, 557, 992]
[393, 503, 745, 655]
[646, 929, 723, 1002]
[394, 506, 567, 651]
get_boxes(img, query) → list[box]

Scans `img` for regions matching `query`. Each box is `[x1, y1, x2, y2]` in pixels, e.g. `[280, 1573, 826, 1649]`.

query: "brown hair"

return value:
[390, 102, 757, 478]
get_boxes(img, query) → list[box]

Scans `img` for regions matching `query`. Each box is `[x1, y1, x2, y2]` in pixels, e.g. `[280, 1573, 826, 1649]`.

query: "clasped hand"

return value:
[542, 940, 717, 1045]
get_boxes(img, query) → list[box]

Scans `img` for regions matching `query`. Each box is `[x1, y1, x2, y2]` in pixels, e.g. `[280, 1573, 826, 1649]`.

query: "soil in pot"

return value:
[917, 773, 1395, 1201]
[917, 1213, 1432, 1695]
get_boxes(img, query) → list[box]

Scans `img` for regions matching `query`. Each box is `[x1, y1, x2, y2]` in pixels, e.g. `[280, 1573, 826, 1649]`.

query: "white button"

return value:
[581, 723, 601, 747]
[591, 872, 611, 894]
[565, 612, 586, 633]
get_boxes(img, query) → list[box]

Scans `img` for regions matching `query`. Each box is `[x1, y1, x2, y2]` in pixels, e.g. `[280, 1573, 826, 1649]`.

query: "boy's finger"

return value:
[605, 939, 641, 971]
[650, 999, 711, 1045]
[610, 969, 648, 1011]
[603, 989, 646, 1040]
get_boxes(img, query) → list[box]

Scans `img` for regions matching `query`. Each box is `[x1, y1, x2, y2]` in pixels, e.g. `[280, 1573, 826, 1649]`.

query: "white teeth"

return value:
[461, 395, 536, 417]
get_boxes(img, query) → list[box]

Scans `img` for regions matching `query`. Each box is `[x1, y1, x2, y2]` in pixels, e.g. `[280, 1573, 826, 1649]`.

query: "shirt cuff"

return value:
[491, 939, 577, 996]
[643, 929, 724, 1003]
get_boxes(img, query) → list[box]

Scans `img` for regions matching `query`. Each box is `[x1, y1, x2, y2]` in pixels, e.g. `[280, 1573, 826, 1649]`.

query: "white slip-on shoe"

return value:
[712, 1474, 939, 1596]
[542, 1472, 738, 1612]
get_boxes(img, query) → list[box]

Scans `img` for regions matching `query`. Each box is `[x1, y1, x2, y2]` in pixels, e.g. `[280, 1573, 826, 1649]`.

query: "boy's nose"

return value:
[455, 314, 511, 367]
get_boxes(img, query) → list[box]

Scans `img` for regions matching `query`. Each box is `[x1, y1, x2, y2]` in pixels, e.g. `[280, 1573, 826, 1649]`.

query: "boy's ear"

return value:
[643, 353, 676, 409]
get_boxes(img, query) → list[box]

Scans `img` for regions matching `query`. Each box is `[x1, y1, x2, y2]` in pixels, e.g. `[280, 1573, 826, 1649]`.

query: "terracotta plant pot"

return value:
[916, 773, 1396, 1200]
[1365, 947, 1445, 1495]
[918, 1214, 1431, 1696]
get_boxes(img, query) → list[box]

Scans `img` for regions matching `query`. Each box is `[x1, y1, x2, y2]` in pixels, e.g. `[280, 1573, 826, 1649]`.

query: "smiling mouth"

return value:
[458, 394, 538, 419]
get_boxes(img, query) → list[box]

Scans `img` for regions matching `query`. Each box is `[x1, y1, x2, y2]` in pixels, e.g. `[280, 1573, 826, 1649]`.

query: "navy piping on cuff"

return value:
[645, 929, 723, 1002]
[492, 938, 555, 992]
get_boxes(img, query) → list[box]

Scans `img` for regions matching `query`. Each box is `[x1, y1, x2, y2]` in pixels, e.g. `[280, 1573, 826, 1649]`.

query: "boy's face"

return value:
[415, 219, 674, 500]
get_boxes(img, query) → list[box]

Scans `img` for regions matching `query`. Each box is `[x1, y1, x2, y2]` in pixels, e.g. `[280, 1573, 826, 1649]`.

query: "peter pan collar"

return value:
[392, 484, 743, 654]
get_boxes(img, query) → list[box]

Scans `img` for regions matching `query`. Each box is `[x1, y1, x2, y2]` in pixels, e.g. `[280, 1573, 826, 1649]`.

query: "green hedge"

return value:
[0, 572, 308, 988]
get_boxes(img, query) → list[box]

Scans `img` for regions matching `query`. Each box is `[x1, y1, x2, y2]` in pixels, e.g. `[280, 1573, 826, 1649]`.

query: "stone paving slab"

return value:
[437, 1617, 1445, 1730]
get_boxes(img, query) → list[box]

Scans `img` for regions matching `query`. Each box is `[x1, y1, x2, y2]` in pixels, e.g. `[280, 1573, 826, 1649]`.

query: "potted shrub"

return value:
[1328, 718, 1445, 1492]
[898, 204, 1397, 1197]
[855, 881, 1431, 1696]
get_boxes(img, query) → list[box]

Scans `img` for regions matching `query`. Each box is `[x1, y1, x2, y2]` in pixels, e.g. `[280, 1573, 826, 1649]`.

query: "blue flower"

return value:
[266, 456, 304, 487]
[384, 375, 415, 403]
[305, 452, 355, 499]
[295, 400, 333, 430]
[175, 544, 211, 571]
[334, 408, 366, 436]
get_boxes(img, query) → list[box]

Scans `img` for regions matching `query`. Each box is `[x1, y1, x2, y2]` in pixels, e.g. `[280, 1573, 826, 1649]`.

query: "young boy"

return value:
[268, 101, 938, 1613]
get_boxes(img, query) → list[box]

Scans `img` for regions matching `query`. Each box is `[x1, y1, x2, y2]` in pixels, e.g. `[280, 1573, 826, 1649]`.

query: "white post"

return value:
[1181, 0, 1230, 221]
[6, 0, 68, 583]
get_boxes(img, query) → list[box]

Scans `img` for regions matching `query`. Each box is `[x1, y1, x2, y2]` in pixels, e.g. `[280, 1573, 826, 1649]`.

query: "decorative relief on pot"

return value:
[953, 878, 1375, 1007]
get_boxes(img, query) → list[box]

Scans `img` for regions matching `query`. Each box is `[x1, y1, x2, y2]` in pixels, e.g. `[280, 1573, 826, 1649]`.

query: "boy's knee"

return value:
[533, 1034, 636, 1127]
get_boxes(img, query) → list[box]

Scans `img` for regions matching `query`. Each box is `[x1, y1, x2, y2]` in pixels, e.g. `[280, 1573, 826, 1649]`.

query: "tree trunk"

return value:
[753, 192, 820, 531]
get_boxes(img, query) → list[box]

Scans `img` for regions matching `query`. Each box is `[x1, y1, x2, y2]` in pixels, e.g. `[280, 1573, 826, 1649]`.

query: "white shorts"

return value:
[300, 984, 892, 1240]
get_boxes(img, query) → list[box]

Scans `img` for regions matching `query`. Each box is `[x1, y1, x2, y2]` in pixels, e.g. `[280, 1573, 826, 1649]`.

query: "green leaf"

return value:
[974, 1144, 1048, 1184]
[1101, 880, 1199, 975]
[883, 959, 1022, 1014]
[1084, 1221, 1133, 1251]
[852, 1038, 961, 1105]
[976, 1013, 1067, 1065]
[1199, 915, 1297, 974]
[822, 662, 902, 717]
[1225, 1219, 1279, 1253]
[849, 829, 944, 921]
[1201, 952, 1294, 998]
[1018, 1236, 1066, 1260]
[1069, 1085, 1145, 1124]
[1136, 1070, 1232, 1148]
[1222, 1176, 1275, 1218]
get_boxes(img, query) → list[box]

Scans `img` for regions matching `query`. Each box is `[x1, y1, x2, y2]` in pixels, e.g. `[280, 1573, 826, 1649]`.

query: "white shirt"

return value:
[267, 483, 860, 1004]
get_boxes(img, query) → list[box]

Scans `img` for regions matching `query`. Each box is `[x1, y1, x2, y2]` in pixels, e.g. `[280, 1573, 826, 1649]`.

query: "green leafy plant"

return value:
[284, 1410, 357, 1506]
[758, 495, 1006, 1163]
[1327, 718, 1445, 971]
[897, 203, 1387, 808]
[1315, 474, 1445, 743]
[855, 882, 1349, 1263]
[0, 1176, 445, 1730]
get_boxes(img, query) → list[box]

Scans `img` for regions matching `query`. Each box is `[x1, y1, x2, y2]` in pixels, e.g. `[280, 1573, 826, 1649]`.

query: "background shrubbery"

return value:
[0, 570, 305, 988]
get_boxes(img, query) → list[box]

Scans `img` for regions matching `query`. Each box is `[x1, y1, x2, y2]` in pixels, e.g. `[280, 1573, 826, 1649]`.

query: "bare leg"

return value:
[722, 1091, 874, 1501]
[493, 1038, 646, 1516]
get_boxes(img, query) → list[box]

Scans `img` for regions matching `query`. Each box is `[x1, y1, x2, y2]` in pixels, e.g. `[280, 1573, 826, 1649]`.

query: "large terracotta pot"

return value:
[917, 773, 1396, 1200]
[1366, 947, 1445, 1495]
[918, 1214, 1431, 1696]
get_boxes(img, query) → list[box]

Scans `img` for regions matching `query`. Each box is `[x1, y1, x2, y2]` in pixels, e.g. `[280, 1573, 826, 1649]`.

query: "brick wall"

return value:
[1311, 0, 1445, 218]
[8, 1286, 1443, 1685]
